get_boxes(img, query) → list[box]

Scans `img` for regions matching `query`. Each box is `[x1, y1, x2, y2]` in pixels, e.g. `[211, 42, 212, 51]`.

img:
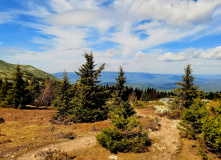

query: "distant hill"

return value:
[0, 60, 59, 82]
[52, 71, 221, 92]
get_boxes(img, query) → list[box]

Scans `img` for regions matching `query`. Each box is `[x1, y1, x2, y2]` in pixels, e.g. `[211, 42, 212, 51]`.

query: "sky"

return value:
[0, 0, 221, 74]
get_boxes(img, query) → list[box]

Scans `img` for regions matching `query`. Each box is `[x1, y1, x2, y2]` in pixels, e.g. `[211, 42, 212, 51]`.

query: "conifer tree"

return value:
[115, 66, 127, 100]
[71, 52, 107, 122]
[140, 91, 149, 101]
[0, 78, 10, 105]
[54, 71, 73, 117]
[97, 67, 149, 154]
[26, 75, 40, 104]
[110, 66, 135, 123]
[8, 64, 26, 108]
[174, 64, 199, 109]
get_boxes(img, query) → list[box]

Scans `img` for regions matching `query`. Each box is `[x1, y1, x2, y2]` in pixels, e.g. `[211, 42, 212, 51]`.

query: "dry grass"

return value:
[0, 106, 204, 160]
[0, 107, 111, 158]
[208, 100, 220, 107]
[72, 143, 160, 160]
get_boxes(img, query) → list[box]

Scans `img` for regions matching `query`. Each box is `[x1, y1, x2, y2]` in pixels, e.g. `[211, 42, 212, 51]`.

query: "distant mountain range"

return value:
[0, 59, 219, 92]
[0, 60, 59, 81]
[52, 72, 221, 92]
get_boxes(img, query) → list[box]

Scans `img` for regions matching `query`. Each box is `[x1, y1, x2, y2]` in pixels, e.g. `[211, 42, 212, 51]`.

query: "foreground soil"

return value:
[0, 107, 202, 160]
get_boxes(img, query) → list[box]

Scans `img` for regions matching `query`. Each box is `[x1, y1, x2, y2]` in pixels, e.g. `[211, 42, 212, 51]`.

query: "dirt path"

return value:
[135, 108, 201, 160]
[148, 117, 181, 160]
[16, 136, 96, 160]
[135, 109, 181, 160]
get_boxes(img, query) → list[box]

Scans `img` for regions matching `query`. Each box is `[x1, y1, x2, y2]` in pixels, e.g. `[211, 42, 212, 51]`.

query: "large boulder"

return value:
[0, 117, 4, 124]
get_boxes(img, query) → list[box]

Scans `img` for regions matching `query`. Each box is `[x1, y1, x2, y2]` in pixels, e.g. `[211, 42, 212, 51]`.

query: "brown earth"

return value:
[0, 107, 202, 160]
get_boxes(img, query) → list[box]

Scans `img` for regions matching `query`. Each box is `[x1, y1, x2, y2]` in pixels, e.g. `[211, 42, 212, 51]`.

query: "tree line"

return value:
[0, 54, 173, 110]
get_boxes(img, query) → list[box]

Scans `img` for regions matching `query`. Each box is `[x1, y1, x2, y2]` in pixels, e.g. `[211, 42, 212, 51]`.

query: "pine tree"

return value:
[71, 52, 107, 122]
[174, 64, 199, 109]
[110, 66, 135, 123]
[54, 71, 73, 117]
[8, 64, 26, 108]
[26, 75, 41, 104]
[140, 91, 149, 101]
[115, 66, 127, 100]
[0, 78, 10, 105]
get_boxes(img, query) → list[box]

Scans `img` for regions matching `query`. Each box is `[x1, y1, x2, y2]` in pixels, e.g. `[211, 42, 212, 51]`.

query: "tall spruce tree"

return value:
[0, 78, 10, 105]
[71, 52, 107, 122]
[110, 66, 135, 121]
[174, 64, 199, 109]
[26, 75, 40, 104]
[115, 66, 128, 101]
[54, 71, 73, 117]
[9, 64, 26, 108]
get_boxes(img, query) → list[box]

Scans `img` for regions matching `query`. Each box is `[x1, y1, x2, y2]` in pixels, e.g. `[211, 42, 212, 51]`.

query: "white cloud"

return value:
[200, 46, 221, 60]
[159, 52, 188, 62]
[0, 12, 14, 24]
[134, 51, 146, 61]
[127, 0, 221, 26]
[49, 10, 97, 26]
[196, 62, 204, 66]
[159, 48, 202, 61]
[49, 0, 73, 13]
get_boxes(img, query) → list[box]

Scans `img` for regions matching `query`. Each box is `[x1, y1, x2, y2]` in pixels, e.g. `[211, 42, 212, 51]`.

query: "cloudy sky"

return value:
[0, 0, 221, 74]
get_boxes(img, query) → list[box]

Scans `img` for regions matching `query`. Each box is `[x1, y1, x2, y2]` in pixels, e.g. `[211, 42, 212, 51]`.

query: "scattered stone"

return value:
[153, 143, 163, 151]
[109, 155, 119, 160]
[0, 117, 5, 124]
[148, 128, 152, 132]
[20, 137, 26, 139]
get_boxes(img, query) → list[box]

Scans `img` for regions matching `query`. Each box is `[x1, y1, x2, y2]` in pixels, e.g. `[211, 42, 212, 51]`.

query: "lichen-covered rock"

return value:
[154, 105, 171, 113]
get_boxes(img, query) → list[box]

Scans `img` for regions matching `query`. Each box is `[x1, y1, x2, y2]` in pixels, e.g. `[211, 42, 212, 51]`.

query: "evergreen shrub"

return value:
[178, 99, 209, 139]
[202, 116, 221, 150]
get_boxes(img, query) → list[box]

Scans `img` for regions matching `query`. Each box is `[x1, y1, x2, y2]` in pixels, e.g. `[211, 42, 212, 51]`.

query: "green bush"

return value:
[96, 127, 150, 153]
[202, 116, 221, 150]
[96, 127, 125, 153]
[97, 112, 150, 153]
[110, 114, 128, 129]
[179, 99, 209, 139]
[214, 105, 221, 114]
[132, 98, 143, 108]
[109, 98, 135, 129]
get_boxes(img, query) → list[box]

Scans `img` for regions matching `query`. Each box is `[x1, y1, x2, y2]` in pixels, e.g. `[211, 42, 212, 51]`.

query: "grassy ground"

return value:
[0, 102, 208, 160]
[0, 107, 111, 159]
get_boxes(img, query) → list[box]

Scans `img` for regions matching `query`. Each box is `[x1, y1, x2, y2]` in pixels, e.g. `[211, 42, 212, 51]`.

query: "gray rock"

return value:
[109, 155, 119, 160]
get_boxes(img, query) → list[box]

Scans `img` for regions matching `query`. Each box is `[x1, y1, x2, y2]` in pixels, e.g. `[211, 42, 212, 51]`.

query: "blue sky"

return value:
[0, 0, 221, 74]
